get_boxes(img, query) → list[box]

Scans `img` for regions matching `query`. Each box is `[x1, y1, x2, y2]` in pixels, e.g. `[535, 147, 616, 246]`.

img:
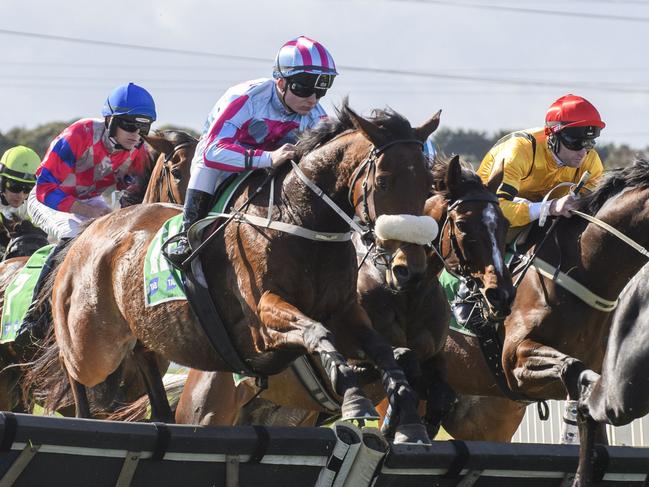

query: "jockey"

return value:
[0, 146, 40, 222]
[166, 35, 337, 266]
[27, 82, 156, 240]
[477, 94, 605, 230]
[14, 83, 156, 352]
[450, 95, 605, 329]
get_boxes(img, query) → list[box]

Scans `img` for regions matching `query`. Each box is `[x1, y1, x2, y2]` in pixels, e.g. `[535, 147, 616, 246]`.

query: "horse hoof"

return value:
[393, 423, 431, 445]
[341, 396, 379, 421]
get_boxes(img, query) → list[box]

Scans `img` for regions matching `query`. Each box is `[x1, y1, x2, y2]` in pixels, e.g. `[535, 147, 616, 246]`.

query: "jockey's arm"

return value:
[492, 154, 536, 228]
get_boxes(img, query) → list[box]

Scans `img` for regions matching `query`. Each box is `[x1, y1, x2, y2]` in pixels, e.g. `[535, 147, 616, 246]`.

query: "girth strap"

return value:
[529, 256, 618, 312]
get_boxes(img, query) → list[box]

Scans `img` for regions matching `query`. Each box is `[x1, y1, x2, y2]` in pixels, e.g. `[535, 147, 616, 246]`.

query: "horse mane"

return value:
[583, 158, 649, 214]
[431, 153, 486, 198]
[296, 98, 415, 159]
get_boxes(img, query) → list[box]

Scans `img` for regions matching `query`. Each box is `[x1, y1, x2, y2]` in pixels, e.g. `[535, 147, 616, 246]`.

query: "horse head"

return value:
[143, 130, 197, 204]
[431, 155, 515, 320]
[344, 106, 441, 291]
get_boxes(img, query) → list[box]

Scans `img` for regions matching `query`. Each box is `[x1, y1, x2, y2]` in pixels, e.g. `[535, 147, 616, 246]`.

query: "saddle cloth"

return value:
[1, 244, 55, 343]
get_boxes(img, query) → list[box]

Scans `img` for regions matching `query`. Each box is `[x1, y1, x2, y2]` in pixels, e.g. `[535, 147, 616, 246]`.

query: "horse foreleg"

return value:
[257, 293, 377, 421]
[510, 340, 577, 398]
[419, 354, 458, 438]
[68, 371, 91, 418]
[344, 308, 429, 444]
[573, 410, 598, 487]
[133, 347, 173, 423]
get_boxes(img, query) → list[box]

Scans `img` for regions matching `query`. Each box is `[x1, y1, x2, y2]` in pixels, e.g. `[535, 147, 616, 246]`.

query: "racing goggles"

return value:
[288, 81, 328, 99]
[558, 132, 597, 151]
[115, 117, 152, 136]
[5, 180, 34, 194]
[287, 73, 334, 99]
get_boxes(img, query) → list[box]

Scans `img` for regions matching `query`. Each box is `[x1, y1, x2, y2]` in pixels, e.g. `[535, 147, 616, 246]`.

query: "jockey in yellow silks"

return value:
[477, 94, 605, 229]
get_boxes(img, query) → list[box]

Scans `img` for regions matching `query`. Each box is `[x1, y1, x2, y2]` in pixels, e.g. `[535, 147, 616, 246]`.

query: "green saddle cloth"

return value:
[143, 171, 253, 307]
[1, 244, 55, 343]
[439, 251, 517, 337]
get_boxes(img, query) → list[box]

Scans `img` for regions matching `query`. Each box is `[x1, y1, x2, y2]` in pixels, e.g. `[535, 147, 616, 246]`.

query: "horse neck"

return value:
[577, 188, 649, 299]
[281, 135, 365, 232]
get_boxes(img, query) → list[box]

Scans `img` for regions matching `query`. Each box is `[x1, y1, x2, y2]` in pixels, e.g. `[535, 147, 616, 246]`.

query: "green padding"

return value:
[438, 268, 475, 336]
[440, 250, 516, 337]
[143, 171, 253, 307]
[1, 244, 55, 343]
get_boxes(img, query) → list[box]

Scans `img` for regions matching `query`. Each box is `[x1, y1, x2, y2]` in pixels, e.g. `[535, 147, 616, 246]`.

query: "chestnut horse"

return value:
[566, 266, 649, 485]
[171, 155, 514, 435]
[142, 130, 197, 205]
[24, 102, 440, 443]
[441, 158, 649, 445]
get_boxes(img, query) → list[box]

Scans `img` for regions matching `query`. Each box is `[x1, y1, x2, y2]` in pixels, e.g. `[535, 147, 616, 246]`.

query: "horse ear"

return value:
[414, 109, 442, 141]
[347, 106, 387, 147]
[143, 134, 175, 155]
[446, 155, 462, 193]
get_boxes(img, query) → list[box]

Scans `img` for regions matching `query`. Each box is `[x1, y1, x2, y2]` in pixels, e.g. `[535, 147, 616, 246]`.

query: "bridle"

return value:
[345, 139, 425, 273]
[157, 141, 194, 204]
[437, 191, 500, 279]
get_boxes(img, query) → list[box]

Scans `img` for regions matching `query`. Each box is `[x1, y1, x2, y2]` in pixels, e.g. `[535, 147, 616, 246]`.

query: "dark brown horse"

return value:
[565, 265, 649, 485]
[172, 155, 514, 435]
[25, 102, 440, 443]
[441, 158, 649, 445]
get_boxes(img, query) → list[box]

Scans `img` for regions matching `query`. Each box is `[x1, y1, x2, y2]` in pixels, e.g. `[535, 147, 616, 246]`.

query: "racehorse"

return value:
[564, 263, 649, 486]
[441, 158, 649, 445]
[23, 101, 440, 443]
[142, 130, 197, 205]
[170, 155, 514, 436]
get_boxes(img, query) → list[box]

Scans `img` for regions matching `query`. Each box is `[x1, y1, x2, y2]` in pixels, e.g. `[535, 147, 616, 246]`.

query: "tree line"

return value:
[0, 121, 643, 169]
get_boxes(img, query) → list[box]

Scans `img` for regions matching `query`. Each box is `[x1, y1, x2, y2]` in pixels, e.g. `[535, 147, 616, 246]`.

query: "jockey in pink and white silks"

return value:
[168, 35, 338, 266]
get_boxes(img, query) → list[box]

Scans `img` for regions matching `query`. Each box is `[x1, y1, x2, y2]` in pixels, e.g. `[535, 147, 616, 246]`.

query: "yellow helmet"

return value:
[0, 146, 40, 183]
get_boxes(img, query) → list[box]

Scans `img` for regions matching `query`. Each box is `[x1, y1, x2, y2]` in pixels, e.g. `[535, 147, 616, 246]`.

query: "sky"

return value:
[1, 0, 649, 148]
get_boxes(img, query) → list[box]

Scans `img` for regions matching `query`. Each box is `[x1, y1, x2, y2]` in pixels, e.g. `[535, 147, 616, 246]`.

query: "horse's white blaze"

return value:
[483, 205, 504, 276]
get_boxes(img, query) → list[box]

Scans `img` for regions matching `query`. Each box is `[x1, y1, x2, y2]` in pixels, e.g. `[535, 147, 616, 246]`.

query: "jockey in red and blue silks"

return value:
[28, 82, 156, 240]
[15, 82, 158, 350]
[167, 35, 338, 266]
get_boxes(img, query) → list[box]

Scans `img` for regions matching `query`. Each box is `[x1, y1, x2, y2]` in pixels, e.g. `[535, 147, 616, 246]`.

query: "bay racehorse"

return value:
[441, 158, 649, 446]
[170, 155, 514, 436]
[24, 102, 440, 443]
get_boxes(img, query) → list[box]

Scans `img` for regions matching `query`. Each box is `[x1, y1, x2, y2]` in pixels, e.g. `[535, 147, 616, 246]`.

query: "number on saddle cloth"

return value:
[150, 171, 253, 307]
[0, 244, 55, 343]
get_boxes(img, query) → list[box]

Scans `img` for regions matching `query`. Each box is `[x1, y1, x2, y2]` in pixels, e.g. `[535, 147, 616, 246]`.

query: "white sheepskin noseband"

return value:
[374, 214, 438, 245]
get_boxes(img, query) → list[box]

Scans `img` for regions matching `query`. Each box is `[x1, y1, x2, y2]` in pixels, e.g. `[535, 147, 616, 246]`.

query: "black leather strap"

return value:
[183, 264, 258, 377]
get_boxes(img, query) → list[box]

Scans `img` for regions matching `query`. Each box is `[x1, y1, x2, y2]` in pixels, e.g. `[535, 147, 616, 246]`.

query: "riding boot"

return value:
[13, 238, 70, 355]
[165, 188, 213, 268]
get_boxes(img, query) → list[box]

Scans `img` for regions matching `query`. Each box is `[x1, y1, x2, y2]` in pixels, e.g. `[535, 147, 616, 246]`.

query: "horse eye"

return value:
[455, 220, 468, 233]
[171, 168, 182, 180]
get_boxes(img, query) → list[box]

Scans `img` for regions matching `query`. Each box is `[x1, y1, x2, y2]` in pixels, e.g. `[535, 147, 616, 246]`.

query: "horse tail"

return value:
[20, 228, 89, 412]
[106, 374, 185, 422]
[20, 325, 72, 413]
[86, 362, 125, 412]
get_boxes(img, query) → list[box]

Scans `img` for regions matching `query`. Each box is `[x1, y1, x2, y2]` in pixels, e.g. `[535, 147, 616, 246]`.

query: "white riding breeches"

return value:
[27, 189, 111, 240]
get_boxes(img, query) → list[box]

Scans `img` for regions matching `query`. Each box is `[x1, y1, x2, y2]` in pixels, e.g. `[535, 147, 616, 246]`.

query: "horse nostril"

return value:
[393, 265, 410, 282]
